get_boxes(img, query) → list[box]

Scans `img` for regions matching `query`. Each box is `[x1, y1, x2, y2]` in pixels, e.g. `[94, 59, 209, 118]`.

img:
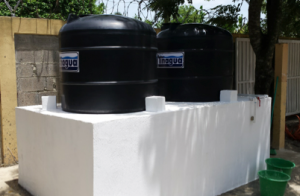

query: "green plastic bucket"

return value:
[266, 158, 296, 176]
[258, 170, 291, 196]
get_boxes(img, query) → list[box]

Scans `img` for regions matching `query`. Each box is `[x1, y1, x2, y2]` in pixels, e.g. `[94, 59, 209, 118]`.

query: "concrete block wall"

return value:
[15, 35, 61, 106]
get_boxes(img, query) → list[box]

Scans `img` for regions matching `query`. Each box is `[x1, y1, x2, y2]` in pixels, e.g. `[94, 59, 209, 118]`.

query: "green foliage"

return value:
[237, 15, 248, 34]
[170, 5, 206, 23]
[0, 0, 105, 20]
[260, 0, 300, 38]
[280, 0, 300, 38]
[167, 4, 247, 34]
[114, 11, 122, 15]
[95, 2, 105, 15]
[136, 3, 247, 33]
[145, 0, 247, 33]
[144, 19, 154, 26]
[207, 3, 244, 33]
[146, 0, 192, 22]
[135, 5, 206, 28]
[134, 13, 162, 28]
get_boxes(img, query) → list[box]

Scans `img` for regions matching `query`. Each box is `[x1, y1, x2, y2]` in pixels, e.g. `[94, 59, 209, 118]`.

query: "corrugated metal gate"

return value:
[235, 38, 300, 116]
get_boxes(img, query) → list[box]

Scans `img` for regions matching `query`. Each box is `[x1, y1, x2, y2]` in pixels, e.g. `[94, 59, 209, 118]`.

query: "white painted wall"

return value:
[16, 96, 271, 196]
[16, 110, 94, 196]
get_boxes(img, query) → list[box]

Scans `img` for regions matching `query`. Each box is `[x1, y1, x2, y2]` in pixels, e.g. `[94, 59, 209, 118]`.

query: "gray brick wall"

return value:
[15, 35, 61, 106]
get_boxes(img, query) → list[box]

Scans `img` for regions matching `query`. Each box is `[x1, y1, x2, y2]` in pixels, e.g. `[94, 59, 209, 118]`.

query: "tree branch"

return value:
[182, 6, 193, 23]
[265, 0, 282, 56]
[248, 0, 263, 55]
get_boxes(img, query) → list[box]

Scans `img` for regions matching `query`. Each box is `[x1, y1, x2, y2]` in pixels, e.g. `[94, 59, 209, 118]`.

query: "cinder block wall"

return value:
[15, 34, 61, 106]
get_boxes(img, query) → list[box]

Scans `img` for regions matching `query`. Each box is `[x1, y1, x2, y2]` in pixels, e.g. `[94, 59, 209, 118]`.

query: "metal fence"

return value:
[235, 38, 256, 94]
[278, 39, 300, 115]
[235, 38, 300, 116]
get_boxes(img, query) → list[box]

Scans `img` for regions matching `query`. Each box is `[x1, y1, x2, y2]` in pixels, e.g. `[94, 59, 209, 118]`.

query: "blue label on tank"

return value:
[157, 52, 184, 68]
[60, 52, 79, 72]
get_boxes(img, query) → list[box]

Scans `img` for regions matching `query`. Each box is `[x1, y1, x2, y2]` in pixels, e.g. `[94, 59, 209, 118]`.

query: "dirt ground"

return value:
[286, 136, 300, 153]
[285, 115, 300, 153]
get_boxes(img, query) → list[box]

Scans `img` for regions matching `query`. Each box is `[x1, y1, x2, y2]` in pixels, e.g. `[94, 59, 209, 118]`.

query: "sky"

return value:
[99, 0, 250, 21]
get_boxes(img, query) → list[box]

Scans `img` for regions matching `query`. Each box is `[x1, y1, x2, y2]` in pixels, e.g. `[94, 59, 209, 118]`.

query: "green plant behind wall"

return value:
[0, 0, 105, 20]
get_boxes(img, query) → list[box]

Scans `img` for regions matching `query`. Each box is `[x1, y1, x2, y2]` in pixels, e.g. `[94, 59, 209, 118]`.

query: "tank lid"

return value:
[60, 14, 155, 34]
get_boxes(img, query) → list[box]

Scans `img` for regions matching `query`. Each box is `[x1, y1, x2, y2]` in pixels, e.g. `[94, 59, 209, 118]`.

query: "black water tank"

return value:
[59, 14, 157, 113]
[157, 23, 233, 102]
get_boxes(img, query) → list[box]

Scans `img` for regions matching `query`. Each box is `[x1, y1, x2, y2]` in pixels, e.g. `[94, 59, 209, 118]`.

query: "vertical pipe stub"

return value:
[145, 96, 166, 112]
[42, 96, 57, 111]
[220, 90, 237, 102]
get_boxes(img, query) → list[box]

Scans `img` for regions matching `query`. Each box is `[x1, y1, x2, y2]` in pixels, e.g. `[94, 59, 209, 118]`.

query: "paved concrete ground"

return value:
[221, 149, 300, 196]
[0, 149, 299, 196]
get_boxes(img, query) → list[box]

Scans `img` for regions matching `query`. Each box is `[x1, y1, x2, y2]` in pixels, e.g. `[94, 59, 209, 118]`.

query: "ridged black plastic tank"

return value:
[157, 23, 233, 102]
[59, 14, 157, 113]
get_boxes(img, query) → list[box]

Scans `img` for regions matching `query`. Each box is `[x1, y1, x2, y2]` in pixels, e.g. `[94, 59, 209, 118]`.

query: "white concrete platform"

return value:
[16, 96, 271, 196]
